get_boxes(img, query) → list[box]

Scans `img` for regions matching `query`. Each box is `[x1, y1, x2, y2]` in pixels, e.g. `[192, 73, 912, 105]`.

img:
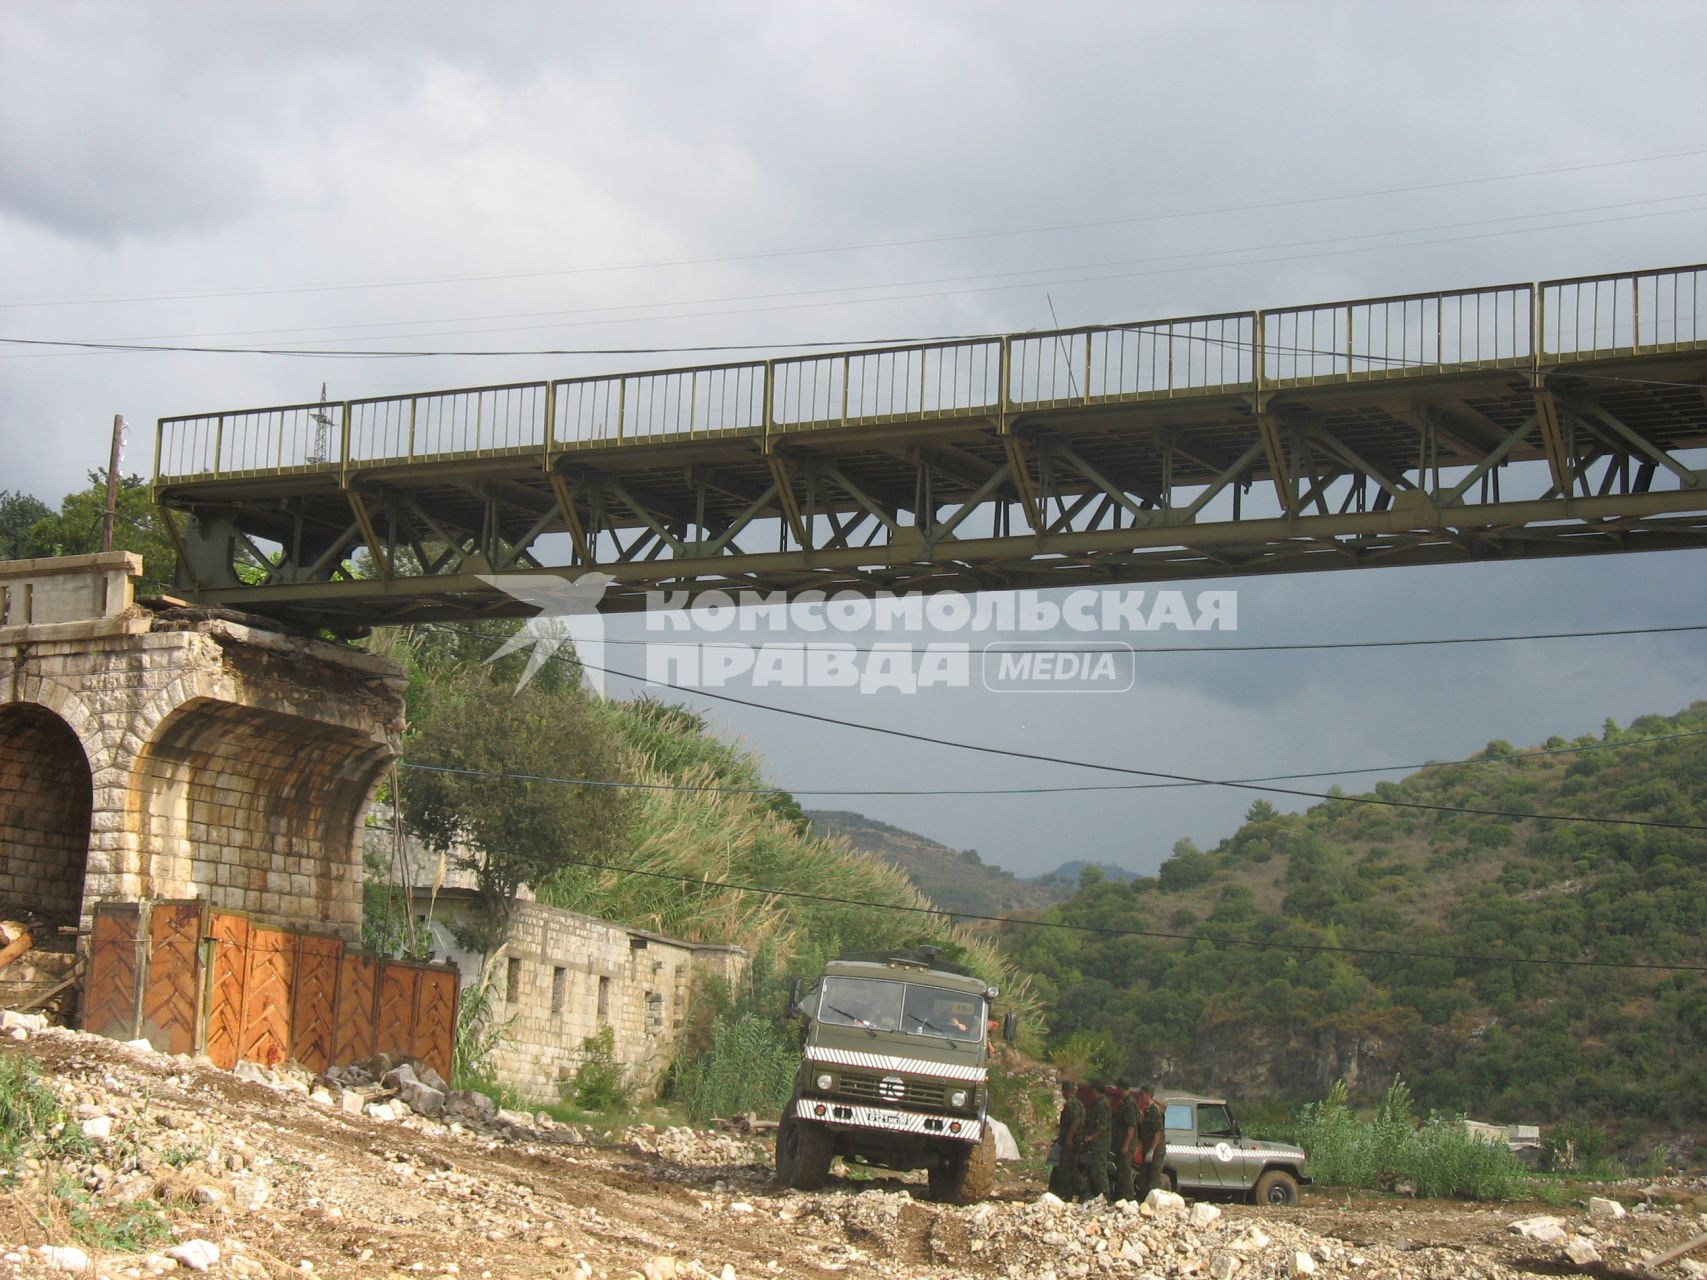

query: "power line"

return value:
[430, 622, 1707, 834]
[588, 622, 1707, 656]
[9, 142, 1704, 311]
[57, 190, 1707, 348]
[405, 625, 1707, 972]
[7, 204, 1706, 358]
[548, 854, 1707, 974]
[396, 726, 1707, 799]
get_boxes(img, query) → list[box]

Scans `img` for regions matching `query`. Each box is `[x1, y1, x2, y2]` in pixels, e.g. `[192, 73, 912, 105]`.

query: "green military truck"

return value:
[775, 946, 1014, 1203]
[1156, 1089, 1310, 1205]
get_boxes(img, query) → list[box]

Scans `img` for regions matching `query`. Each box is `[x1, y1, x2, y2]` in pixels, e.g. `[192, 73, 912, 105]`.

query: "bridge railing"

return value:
[1260, 283, 1533, 387]
[1540, 263, 1706, 360]
[156, 263, 1707, 482]
[155, 402, 342, 479]
[772, 338, 1001, 429]
[1007, 311, 1256, 409]
[555, 360, 768, 444]
[346, 382, 549, 464]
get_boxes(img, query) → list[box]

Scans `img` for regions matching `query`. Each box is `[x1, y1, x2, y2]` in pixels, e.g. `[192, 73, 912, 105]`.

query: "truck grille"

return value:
[837, 1071, 950, 1109]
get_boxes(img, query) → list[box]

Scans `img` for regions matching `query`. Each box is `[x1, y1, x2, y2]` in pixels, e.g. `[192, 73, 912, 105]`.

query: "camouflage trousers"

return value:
[1047, 1145, 1081, 1200]
[1133, 1145, 1167, 1199]
[1080, 1138, 1110, 1202]
[1110, 1149, 1135, 1202]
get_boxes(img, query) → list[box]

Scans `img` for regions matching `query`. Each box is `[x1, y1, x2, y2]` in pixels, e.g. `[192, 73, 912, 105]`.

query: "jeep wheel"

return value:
[1254, 1169, 1300, 1206]
[928, 1127, 996, 1204]
[776, 1113, 835, 1191]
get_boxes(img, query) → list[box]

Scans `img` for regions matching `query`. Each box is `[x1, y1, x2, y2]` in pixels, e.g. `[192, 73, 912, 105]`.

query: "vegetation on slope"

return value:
[383, 624, 1035, 1037]
[1003, 703, 1707, 1156]
[805, 809, 1061, 916]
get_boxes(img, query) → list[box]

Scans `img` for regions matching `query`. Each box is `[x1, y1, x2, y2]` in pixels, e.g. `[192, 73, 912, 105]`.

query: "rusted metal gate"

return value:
[81, 900, 456, 1081]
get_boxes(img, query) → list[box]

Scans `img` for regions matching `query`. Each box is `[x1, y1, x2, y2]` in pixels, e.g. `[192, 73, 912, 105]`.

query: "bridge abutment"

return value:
[1, 553, 405, 942]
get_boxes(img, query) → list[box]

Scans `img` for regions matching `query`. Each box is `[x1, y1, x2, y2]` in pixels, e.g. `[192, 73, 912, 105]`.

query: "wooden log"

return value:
[0, 924, 35, 975]
[1645, 1230, 1707, 1274]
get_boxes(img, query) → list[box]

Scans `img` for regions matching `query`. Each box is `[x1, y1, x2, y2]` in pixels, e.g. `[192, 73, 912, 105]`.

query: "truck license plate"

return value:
[868, 1110, 907, 1129]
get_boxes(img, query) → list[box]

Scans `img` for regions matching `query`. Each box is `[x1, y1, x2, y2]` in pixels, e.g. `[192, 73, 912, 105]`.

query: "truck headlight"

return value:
[815, 1073, 834, 1091]
[950, 1089, 968, 1108]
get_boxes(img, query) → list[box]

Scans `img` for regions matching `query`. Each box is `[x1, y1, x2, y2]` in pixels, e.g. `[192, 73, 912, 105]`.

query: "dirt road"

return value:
[2, 1027, 1702, 1280]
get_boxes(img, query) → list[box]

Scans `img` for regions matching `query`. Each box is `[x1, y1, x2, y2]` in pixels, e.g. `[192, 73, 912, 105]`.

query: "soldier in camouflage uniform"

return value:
[1133, 1085, 1168, 1199]
[1078, 1082, 1111, 1203]
[1108, 1080, 1139, 1202]
[1047, 1079, 1083, 1200]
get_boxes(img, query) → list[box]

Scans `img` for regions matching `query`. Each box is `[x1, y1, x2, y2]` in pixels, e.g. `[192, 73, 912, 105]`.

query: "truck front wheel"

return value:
[1253, 1169, 1300, 1206]
[776, 1113, 835, 1191]
[928, 1126, 996, 1204]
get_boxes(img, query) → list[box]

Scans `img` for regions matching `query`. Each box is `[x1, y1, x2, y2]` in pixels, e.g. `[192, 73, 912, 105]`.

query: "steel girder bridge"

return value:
[154, 263, 1707, 629]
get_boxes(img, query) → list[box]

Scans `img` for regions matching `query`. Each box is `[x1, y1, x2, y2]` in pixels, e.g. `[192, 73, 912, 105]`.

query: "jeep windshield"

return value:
[816, 977, 984, 1043]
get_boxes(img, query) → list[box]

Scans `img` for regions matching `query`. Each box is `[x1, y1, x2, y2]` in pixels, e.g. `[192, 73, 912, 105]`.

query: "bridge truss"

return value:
[154, 263, 1707, 628]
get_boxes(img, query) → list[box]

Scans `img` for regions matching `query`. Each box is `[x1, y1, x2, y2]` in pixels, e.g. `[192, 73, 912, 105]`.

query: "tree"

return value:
[401, 658, 629, 946]
[0, 490, 52, 560]
[22, 471, 175, 591]
[1157, 838, 1213, 891]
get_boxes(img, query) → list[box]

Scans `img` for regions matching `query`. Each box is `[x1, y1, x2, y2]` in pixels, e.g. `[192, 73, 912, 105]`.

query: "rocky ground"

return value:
[2, 1019, 1704, 1280]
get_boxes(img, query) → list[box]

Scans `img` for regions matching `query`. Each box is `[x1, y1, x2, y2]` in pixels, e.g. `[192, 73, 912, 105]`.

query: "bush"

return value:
[452, 961, 515, 1091]
[1293, 1077, 1525, 1201]
[673, 1015, 798, 1123]
[0, 1055, 69, 1164]
[567, 1027, 631, 1112]
[1404, 1117, 1526, 1200]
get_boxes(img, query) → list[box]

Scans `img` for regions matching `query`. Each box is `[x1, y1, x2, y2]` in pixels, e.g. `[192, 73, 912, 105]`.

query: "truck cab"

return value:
[1158, 1090, 1310, 1205]
[775, 947, 1008, 1203]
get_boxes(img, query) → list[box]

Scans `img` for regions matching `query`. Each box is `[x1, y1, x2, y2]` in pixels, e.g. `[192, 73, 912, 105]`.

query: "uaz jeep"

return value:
[1156, 1089, 1310, 1205]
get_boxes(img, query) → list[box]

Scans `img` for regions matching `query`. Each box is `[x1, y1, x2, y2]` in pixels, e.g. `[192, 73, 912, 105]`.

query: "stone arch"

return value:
[0, 702, 94, 926]
[131, 697, 392, 937]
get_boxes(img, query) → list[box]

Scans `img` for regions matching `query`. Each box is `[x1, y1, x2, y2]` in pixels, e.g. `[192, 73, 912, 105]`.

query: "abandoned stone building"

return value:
[406, 884, 748, 1101]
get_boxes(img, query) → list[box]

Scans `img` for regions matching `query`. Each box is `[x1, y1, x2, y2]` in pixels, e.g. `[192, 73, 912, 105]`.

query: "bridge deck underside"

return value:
[158, 352, 1707, 629]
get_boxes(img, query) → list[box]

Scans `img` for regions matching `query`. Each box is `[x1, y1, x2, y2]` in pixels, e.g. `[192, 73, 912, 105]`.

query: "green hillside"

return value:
[804, 809, 1061, 916]
[1002, 702, 1707, 1155]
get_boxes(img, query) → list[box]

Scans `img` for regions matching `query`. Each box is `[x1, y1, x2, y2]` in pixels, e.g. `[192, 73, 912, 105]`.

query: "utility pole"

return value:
[101, 414, 126, 552]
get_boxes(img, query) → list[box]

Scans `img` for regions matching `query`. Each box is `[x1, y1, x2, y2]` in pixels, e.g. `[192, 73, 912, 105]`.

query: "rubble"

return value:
[168, 1239, 221, 1271]
[1563, 1236, 1601, 1265]
[1509, 1214, 1568, 1243]
[2, 1012, 1704, 1280]
[1588, 1194, 1628, 1222]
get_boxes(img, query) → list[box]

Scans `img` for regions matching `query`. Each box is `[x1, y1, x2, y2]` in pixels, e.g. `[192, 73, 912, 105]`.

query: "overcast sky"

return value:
[4, 2, 1704, 877]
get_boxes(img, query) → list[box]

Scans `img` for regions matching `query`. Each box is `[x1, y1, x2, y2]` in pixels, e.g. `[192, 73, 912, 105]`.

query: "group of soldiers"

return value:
[1046, 1079, 1167, 1203]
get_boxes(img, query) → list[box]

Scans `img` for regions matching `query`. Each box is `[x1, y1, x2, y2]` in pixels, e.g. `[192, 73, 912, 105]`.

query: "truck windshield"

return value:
[817, 977, 983, 1042]
[901, 984, 984, 1042]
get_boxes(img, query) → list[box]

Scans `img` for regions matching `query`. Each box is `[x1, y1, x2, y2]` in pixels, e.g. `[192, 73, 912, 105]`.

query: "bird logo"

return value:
[477, 571, 617, 695]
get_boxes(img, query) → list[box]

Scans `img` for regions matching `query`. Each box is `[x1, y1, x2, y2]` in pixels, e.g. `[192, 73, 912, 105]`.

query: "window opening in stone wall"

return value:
[551, 966, 566, 1015]
[597, 975, 610, 1024]
[506, 956, 521, 1006]
[645, 991, 663, 1032]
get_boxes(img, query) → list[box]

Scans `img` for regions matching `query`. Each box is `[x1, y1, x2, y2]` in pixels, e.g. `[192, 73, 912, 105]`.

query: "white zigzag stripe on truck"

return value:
[792, 1098, 983, 1142]
[804, 1045, 987, 1082]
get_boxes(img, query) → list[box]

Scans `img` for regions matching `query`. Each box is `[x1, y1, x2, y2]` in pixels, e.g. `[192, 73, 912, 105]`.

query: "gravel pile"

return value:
[2, 1012, 1704, 1280]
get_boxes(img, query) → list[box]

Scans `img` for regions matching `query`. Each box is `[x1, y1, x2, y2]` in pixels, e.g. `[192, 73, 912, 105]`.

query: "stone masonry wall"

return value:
[1, 552, 406, 939]
[0, 703, 92, 920]
[419, 893, 747, 1102]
